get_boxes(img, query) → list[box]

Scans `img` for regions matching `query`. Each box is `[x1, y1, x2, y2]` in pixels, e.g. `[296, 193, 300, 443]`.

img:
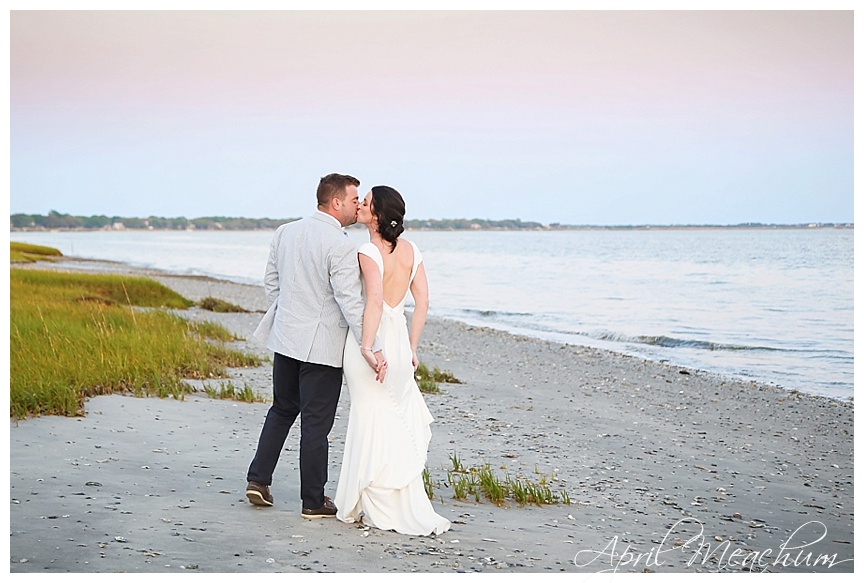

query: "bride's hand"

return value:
[361, 348, 376, 368]
[412, 350, 419, 370]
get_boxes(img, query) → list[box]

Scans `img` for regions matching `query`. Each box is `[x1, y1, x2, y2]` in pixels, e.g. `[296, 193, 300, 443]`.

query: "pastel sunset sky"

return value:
[9, 7, 854, 225]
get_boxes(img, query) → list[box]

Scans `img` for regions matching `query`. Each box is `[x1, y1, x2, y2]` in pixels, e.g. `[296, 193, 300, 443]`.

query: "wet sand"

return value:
[9, 259, 854, 574]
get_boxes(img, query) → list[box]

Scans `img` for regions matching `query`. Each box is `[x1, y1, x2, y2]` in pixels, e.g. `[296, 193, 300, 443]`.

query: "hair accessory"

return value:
[390, 220, 398, 227]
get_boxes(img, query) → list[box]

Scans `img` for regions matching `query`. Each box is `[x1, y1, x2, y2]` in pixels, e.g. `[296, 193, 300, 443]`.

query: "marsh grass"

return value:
[477, 464, 508, 505]
[422, 467, 435, 499]
[445, 453, 571, 507]
[10, 269, 261, 418]
[13, 268, 195, 309]
[199, 296, 248, 313]
[449, 451, 467, 473]
[448, 469, 481, 502]
[415, 362, 462, 394]
[203, 380, 264, 403]
[10, 241, 63, 263]
[10, 250, 37, 263]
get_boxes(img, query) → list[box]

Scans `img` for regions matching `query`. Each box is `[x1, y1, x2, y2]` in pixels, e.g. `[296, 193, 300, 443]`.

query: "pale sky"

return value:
[8, 7, 855, 225]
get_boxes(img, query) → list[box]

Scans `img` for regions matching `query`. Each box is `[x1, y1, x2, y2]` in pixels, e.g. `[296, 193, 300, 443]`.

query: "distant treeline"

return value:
[9, 211, 852, 231]
[10, 211, 547, 231]
[11, 211, 296, 231]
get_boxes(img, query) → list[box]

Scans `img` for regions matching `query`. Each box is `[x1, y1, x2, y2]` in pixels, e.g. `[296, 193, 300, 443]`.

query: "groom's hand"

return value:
[361, 348, 387, 382]
[373, 350, 387, 383]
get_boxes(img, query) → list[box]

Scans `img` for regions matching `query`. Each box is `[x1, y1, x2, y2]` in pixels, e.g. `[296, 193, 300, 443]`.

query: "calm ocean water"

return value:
[12, 228, 853, 400]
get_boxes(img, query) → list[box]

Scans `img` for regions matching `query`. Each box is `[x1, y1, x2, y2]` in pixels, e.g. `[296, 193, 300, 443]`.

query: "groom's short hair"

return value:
[317, 173, 360, 207]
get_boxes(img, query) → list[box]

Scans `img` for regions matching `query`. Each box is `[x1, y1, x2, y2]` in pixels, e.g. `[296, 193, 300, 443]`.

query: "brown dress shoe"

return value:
[301, 496, 337, 518]
[246, 481, 273, 506]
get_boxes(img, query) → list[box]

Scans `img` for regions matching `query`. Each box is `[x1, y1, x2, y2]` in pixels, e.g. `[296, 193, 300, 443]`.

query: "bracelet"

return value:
[361, 347, 373, 353]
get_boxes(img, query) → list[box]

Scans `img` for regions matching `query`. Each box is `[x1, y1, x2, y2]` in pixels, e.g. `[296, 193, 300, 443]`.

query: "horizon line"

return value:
[9, 213, 854, 230]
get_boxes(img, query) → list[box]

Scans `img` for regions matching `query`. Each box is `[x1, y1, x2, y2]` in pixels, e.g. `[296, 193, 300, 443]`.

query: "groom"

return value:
[246, 173, 386, 517]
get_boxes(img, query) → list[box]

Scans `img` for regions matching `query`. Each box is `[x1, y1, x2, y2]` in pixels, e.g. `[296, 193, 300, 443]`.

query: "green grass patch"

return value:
[422, 467, 435, 499]
[202, 380, 265, 403]
[199, 296, 248, 313]
[11, 250, 37, 263]
[189, 319, 241, 342]
[11, 241, 64, 256]
[448, 469, 481, 502]
[449, 451, 467, 473]
[445, 454, 571, 507]
[12, 269, 195, 309]
[10, 268, 261, 418]
[415, 362, 462, 394]
[11, 242, 63, 263]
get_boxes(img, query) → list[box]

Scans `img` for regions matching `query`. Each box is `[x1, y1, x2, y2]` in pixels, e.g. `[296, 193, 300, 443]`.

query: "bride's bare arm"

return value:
[408, 262, 429, 369]
[359, 254, 386, 380]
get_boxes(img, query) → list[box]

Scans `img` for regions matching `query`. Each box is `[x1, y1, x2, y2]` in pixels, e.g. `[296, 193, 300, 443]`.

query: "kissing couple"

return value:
[245, 173, 450, 536]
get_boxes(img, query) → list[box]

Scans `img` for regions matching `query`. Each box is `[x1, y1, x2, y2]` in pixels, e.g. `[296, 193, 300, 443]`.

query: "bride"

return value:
[334, 185, 451, 536]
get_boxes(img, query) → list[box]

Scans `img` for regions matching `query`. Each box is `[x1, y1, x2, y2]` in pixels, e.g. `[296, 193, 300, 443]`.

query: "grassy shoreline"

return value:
[10, 241, 64, 263]
[10, 261, 262, 418]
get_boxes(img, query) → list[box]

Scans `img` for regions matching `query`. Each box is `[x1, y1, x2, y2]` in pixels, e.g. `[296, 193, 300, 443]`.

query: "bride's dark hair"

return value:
[371, 185, 405, 253]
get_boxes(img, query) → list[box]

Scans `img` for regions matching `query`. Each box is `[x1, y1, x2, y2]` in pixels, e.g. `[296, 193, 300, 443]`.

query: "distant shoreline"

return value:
[9, 223, 854, 233]
[10, 211, 853, 232]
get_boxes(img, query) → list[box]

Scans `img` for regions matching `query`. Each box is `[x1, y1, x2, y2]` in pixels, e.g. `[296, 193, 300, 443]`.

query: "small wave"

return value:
[460, 308, 534, 318]
[448, 311, 843, 357]
[452, 312, 791, 353]
[586, 331, 781, 352]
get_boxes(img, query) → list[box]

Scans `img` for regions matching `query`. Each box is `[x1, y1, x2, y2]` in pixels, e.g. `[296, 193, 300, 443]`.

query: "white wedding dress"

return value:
[334, 240, 451, 536]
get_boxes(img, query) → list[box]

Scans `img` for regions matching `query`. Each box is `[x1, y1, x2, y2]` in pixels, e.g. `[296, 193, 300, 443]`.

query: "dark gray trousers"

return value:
[246, 352, 342, 509]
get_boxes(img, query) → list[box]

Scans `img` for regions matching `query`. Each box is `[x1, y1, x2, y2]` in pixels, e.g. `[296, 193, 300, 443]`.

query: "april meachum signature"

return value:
[573, 518, 853, 573]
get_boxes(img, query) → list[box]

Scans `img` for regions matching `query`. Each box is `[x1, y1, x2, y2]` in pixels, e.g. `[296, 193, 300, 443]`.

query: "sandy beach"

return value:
[9, 258, 855, 574]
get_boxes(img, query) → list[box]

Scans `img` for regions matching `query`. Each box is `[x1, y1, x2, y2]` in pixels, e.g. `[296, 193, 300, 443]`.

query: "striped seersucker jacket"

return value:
[253, 211, 377, 368]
